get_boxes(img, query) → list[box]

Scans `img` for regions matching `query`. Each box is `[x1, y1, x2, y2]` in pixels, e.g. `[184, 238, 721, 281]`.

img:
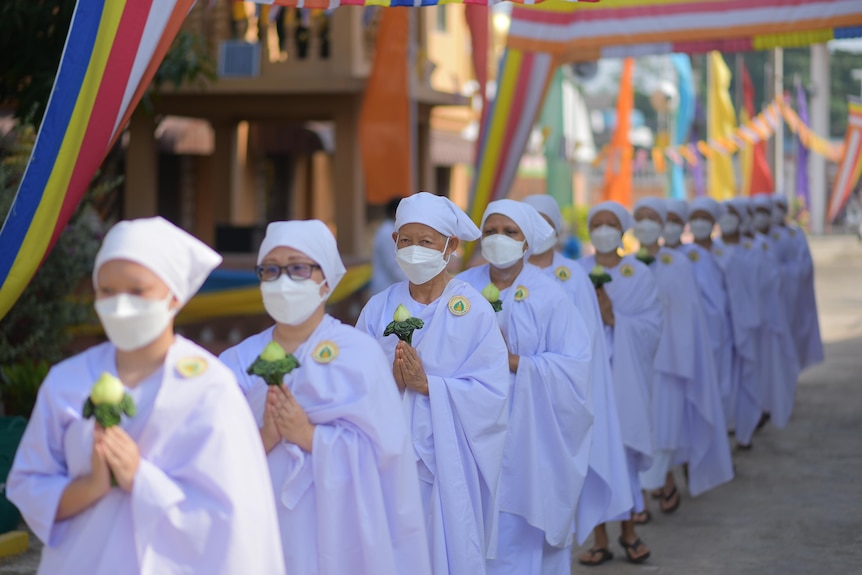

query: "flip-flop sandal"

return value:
[756, 412, 771, 430]
[660, 486, 681, 514]
[649, 489, 663, 500]
[633, 510, 652, 525]
[578, 548, 614, 567]
[618, 536, 650, 564]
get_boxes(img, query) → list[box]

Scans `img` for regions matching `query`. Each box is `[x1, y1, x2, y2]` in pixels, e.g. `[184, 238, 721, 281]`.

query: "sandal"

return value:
[633, 510, 652, 525]
[649, 489, 663, 500]
[578, 547, 614, 567]
[618, 536, 650, 564]
[660, 486, 681, 514]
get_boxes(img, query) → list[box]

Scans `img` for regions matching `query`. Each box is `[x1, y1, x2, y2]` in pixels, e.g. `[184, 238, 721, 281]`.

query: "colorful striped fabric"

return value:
[508, 0, 862, 60]
[269, 0, 590, 7]
[0, 0, 194, 320]
[828, 97, 862, 224]
[463, 47, 554, 264]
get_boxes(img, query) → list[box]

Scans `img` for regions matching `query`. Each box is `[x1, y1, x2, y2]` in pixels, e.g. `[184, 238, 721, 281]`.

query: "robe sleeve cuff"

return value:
[131, 459, 185, 548]
[26, 476, 73, 547]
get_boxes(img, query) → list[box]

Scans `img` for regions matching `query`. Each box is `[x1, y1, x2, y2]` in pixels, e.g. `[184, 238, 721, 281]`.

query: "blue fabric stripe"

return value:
[0, 0, 106, 283]
[834, 25, 862, 40]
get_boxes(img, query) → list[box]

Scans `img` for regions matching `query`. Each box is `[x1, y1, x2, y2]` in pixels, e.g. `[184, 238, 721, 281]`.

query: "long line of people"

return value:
[7, 190, 821, 574]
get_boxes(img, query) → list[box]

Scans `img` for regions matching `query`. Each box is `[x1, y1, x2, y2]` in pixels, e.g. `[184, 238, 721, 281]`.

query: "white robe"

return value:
[8, 336, 286, 575]
[219, 316, 431, 575]
[537, 253, 632, 537]
[678, 243, 735, 426]
[578, 255, 661, 479]
[458, 263, 593, 575]
[775, 225, 824, 370]
[749, 233, 801, 428]
[355, 279, 510, 575]
[712, 239, 764, 445]
[640, 248, 734, 497]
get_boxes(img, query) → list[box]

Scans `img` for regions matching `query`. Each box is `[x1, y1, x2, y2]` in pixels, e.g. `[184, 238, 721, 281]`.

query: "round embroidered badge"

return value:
[448, 296, 471, 316]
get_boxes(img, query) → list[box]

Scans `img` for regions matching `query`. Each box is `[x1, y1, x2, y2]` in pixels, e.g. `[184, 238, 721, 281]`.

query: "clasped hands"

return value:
[262, 384, 316, 454]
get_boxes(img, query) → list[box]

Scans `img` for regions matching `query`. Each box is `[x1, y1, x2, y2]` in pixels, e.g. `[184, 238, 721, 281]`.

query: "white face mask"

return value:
[481, 234, 526, 269]
[633, 219, 662, 246]
[95, 293, 176, 352]
[261, 275, 326, 326]
[532, 231, 558, 255]
[662, 222, 684, 246]
[590, 225, 623, 254]
[689, 218, 715, 241]
[718, 213, 740, 235]
[753, 211, 770, 232]
[771, 208, 785, 226]
[395, 239, 450, 285]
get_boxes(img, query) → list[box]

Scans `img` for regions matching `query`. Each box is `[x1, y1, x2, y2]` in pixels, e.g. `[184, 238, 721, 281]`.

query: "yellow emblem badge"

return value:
[660, 253, 673, 265]
[554, 266, 571, 281]
[713, 248, 724, 257]
[688, 250, 700, 263]
[772, 232, 781, 240]
[448, 296, 471, 316]
[312, 341, 339, 364]
[620, 264, 635, 277]
[513, 286, 529, 301]
[176, 357, 207, 379]
[743, 241, 752, 250]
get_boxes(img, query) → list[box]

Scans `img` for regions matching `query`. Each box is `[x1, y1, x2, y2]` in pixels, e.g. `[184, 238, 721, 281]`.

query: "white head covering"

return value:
[634, 196, 667, 223]
[751, 194, 773, 211]
[665, 198, 689, 221]
[394, 192, 481, 240]
[688, 196, 726, 222]
[257, 220, 347, 290]
[482, 199, 555, 255]
[723, 198, 747, 225]
[773, 193, 789, 209]
[522, 194, 562, 233]
[93, 216, 222, 307]
[587, 201, 634, 231]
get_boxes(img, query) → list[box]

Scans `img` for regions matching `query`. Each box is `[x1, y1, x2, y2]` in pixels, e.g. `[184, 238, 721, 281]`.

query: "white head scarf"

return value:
[522, 194, 563, 233]
[773, 193, 789, 210]
[257, 220, 347, 290]
[689, 196, 726, 222]
[394, 192, 481, 240]
[665, 198, 689, 222]
[751, 194, 773, 211]
[634, 196, 668, 223]
[93, 216, 222, 307]
[587, 201, 634, 231]
[724, 198, 747, 226]
[482, 199, 555, 255]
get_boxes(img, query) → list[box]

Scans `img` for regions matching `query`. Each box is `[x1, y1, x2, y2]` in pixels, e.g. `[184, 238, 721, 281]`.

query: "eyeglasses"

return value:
[256, 263, 321, 282]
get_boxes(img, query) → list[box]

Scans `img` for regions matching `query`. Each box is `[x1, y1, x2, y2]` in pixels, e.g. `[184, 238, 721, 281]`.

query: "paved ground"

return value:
[1, 235, 860, 574]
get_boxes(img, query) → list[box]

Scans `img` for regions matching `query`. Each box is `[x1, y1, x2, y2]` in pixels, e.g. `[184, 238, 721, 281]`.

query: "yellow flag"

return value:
[707, 51, 737, 200]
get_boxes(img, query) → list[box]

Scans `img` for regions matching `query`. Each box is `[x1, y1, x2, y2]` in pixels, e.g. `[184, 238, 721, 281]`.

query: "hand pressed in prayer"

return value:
[395, 341, 429, 395]
[89, 426, 112, 496]
[261, 389, 282, 453]
[508, 353, 520, 374]
[596, 287, 615, 327]
[269, 384, 316, 453]
[99, 425, 140, 492]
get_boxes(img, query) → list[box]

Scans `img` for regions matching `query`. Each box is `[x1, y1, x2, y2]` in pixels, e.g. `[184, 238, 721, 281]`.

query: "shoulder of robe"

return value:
[309, 321, 387, 366]
[687, 249, 701, 263]
[554, 265, 573, 281]
[40, 343, 113, 395]
[743, 241, 753, 250]
[174, 337, 231, 381]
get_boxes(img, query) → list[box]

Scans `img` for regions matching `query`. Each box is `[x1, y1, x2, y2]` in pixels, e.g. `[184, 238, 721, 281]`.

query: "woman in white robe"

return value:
[632, 197, 733, 512]
[219, 220, 430, 575]
[355, 192, 510, 575]
[770, 194, 823, 370]
[716, 200, 766, 448]
[576, 201, 661, 566]
[673, 197, 735, 428]
[522, 194, 633, 536]
[458, 200, 593, 575]
[8, 217, 287, 575]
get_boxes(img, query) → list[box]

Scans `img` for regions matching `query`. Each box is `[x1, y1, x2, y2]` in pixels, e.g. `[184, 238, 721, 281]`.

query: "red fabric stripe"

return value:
[48, 0, 155, 254]
[489, 52, 534, 202]
[512, 0, 824, 25]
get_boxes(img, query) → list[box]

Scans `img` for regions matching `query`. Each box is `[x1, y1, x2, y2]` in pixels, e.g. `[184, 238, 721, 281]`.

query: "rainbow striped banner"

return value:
[0, 0, 194, 320]
[268, 0, 577, 6]
[828, 97, 862, 224]
[508, 0, 862, 60]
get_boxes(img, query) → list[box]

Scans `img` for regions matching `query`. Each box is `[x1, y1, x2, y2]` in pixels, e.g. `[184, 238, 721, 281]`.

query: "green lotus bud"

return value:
[591, 265, 605, 276]
[393, 304, 411, 323]
[90, 372, 125, 406]
[260, 341, 287, 362]
[481, 282, 501, 303]
[637, 247, 649, 258]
